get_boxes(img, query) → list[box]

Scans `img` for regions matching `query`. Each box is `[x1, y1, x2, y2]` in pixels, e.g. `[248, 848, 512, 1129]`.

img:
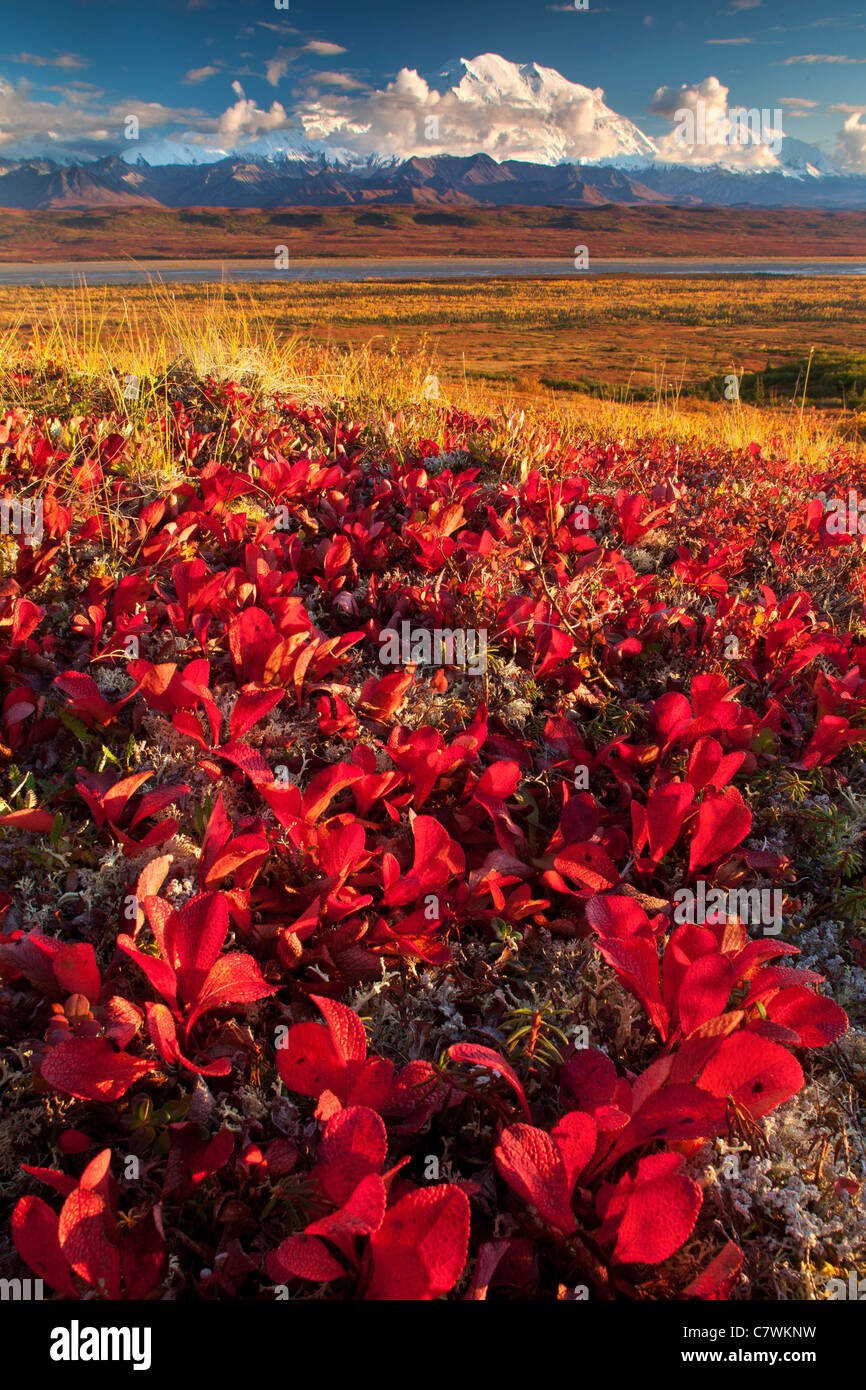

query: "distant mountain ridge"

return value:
[0, 150, 864, 210]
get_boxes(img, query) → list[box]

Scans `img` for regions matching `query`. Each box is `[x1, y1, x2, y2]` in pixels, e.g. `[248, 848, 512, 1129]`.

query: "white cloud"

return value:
[183, 66, 220, 84]
[649, 75, 785, 167]
[308, 72, 369, 90]
[265, 58, 288, 86]
[780, 53, 866, 65]
[836, 112, 866, 170]
[6, 52, 88, 70]
[304, 41, 348, 56]
[215, 94, 290, 143]
[0, 77, 202, 157]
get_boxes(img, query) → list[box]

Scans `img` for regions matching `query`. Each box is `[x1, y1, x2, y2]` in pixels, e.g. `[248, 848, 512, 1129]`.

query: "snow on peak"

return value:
[428, 54, 658, 165]
[59, 53, 838, 177]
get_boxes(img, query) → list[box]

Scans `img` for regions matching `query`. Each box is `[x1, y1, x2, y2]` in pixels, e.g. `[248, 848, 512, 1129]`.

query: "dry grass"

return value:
[0, 278, 857, 472]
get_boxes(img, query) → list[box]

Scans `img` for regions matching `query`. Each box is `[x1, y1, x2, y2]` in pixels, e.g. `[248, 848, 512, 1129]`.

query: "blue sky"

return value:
[0, 0, 864, 165]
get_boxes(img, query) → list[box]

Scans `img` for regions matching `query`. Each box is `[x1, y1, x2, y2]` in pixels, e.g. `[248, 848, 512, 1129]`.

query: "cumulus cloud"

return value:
[213, 92, 290, 144]
[835, 112, 866, 170]
[649, 74, 785, 167]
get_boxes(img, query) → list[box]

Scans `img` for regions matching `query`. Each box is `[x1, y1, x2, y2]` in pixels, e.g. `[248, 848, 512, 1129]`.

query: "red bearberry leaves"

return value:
[697, 1033, 804, 1118]
[612, 1153, 702, 1265]
[40, 1038, 158, 1101]
[366, 1186, 471, 1301]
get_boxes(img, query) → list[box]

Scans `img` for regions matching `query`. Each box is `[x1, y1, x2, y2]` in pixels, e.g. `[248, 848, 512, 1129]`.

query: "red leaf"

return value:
[554, 842, 619, 893]
[613, 1153, 702, 1265]
[610, 1085, 727, 1158]
[54, 943, 101, 1002]
[595, 936, 669, 1039]
[698, 1033, 803, 1118]
[58, 1130, 91, 1156]
[550, 1111, 597, 1189]
[409, 814, 465, 885]
[494, 1124, 576, 1233]
[276, 1020, 346, 1098]
[119, 1211, 167, 1299]
[314, 1106, 387, 1206]
[0, 809, 55, 832]
[311, 993, 367, 1064]
[146, 1003, 232, 1076]
[366, 1185, 470, 1300]
[117, 934, 179, 1012]
[447, 1043, 531, 1121]
[645, 781, 694, 863]
[58, 1188, 121, 1298]
[230, 684, 284, 740]
[266, 1234, 345, 1284]
[300, 763, 364, 823]
[585, 894, 650, 940]
[476, 762, 522, 799]
[184, 952, 278, 1033]
[216, 740, 274, 788]
[682, 1241, 743, 1300]
[164, 891, 229, 995]
[318, 821, 366, 882]
[306, 1172, 387, 1242]
[12, 1195, 79, 1297]
[98, 770, 154, 824]
[560, 1047, 618, 1113]
[20, 1165, 78, 1197]
[128, 783, 189, 832]
[764, 987, 848, 1047]
[358, 670, 415, 722]
[40, 1038, 158, 1101]
[688, 787, 752, 874]
[228, 607, 279, 683]
[678, 954, 734, 1036]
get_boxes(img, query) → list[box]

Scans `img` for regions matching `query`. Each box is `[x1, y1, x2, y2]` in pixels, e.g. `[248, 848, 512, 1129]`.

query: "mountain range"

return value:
[0, 151, 864, 210]
[0, 55, 863, 211]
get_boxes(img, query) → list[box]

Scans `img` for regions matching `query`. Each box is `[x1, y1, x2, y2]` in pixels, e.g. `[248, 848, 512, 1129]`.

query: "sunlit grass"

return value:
[0, 278, 859, 476]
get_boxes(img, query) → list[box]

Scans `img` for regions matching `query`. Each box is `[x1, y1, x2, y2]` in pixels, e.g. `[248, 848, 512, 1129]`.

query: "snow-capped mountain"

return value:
[434, 55, 660, 167]
[121, 132, 387, 171]
[0, 55, 861, 207]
